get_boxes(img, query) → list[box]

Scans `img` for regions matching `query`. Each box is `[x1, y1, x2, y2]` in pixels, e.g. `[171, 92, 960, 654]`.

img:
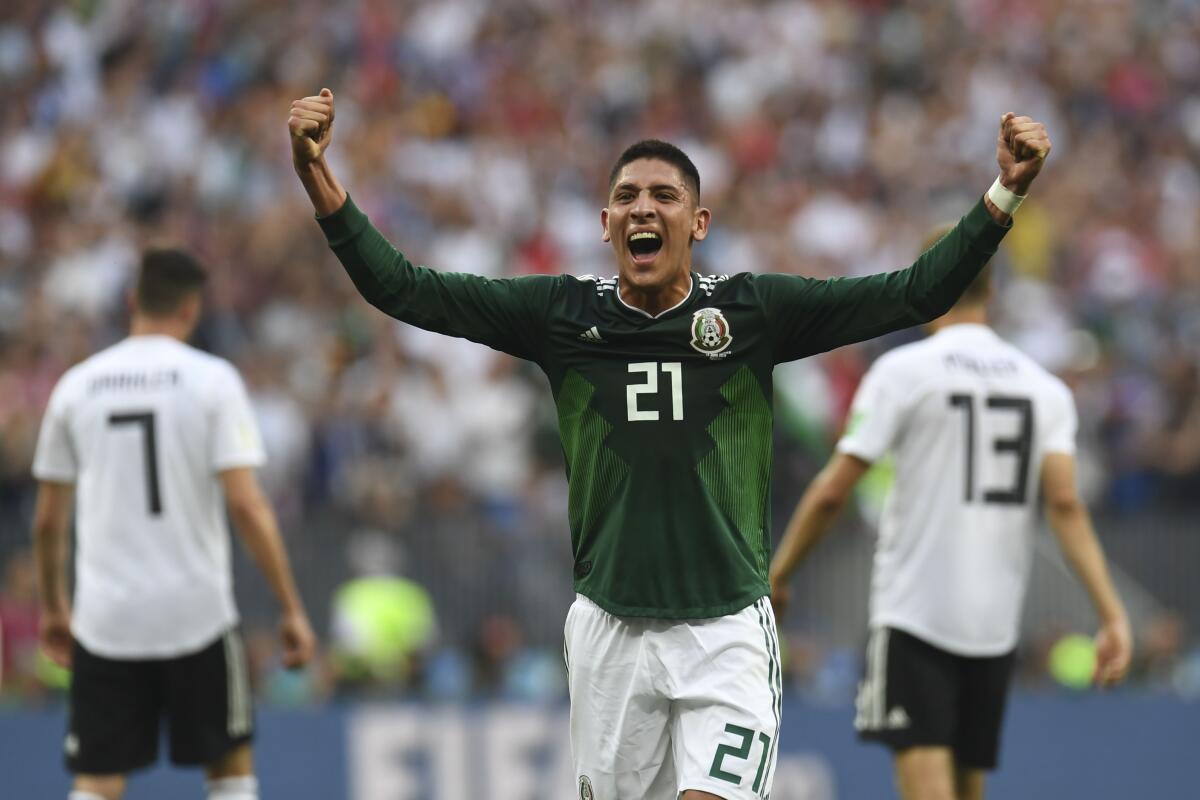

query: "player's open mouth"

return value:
[628, 231, 662, 264]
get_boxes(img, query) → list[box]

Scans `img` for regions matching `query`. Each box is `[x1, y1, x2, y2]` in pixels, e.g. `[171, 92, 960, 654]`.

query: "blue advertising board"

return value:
[1, 694, 1194, 798]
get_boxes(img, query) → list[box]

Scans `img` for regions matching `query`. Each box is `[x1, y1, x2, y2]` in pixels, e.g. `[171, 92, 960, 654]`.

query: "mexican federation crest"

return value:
[690, 307, 732, 356]
[579, 775, 595, 800]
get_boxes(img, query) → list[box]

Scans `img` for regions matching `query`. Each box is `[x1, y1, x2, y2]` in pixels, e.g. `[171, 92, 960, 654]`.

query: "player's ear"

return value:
[691, 206, 711, 242]
[600, 208, 611, 242]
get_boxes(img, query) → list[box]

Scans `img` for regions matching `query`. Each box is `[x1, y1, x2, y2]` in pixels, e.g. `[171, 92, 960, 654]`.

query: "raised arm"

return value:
[221, 467, 315, 668]
[287, 88, 560, 361]
[768, 453, 870, 621]
[1041, 452, 1132, 687]
[759, 113, 1053, 363]
[290, 88, 347, 216]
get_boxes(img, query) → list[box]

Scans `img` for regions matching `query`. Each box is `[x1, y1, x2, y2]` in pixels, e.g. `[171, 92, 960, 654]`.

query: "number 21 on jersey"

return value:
[627, 362, 683, 422]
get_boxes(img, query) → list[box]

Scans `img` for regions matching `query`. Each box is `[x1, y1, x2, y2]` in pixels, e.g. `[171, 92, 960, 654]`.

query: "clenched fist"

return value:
[289, 88, 335, 167]
[996, 112, 1051, 196]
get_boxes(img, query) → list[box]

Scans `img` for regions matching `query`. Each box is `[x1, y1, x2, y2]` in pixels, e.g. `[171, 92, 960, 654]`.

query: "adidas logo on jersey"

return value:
[578, 326, 606, 343]
[886, 706, 911, 729]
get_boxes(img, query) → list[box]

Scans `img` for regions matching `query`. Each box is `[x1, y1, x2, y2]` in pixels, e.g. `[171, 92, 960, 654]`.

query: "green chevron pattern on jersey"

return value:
[697, 365, 774, 574]
[557, 369, 630, 537]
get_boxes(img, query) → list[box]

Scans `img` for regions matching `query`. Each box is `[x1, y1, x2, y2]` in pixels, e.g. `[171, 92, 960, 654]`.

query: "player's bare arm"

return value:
[768, 453, 870, 620]
[221, 468, 316, 668]
[984, 112, 1052, 225]
[31, 480, 74, 667]
[1041, 452, 1132, 687]
[289, 88, 348, 216]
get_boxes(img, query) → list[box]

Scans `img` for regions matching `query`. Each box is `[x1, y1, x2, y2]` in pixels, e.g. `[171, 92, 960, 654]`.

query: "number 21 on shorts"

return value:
[709, 723, 773, 793]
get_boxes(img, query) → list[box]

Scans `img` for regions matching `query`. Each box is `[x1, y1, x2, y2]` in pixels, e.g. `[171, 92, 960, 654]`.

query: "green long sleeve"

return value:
[317, 196, 563, 363]
[753, 198, 1010, 363]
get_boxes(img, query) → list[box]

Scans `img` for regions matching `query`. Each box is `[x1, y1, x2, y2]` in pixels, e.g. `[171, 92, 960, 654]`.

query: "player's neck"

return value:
[129, 315, 192, 342]
[618, 272, 693, 317]
[929, 306, 988, 333]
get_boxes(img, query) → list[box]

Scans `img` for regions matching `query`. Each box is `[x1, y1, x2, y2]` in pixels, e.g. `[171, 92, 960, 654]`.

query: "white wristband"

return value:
[987, 176, 1025, 216]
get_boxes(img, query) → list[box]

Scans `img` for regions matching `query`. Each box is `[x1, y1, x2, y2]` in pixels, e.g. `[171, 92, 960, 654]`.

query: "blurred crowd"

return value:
[1, 0, 1199, 705]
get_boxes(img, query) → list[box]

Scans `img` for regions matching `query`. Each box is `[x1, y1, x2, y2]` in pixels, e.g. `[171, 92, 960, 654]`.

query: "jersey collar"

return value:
[615, 272, 695, 320]
[933, 323, 996, 339]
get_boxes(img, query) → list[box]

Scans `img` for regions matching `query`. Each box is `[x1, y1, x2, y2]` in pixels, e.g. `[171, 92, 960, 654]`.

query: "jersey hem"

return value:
[679, 779, 763, 800]
[72, 614, 240, 660]
[31, 467, 76, 483]
[872, 616, 1017, 658]
[212, 454, 268, 471]
[575, 585, 769, 620]
[834, 440, 879, 464]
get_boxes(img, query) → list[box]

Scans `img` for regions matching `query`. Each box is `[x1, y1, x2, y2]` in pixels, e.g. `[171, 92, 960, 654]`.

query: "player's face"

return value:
[602, 159, 710, 292]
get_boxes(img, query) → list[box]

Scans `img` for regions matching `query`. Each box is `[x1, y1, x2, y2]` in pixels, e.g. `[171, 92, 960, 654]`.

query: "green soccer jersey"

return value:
[318, 196, 1008, 618]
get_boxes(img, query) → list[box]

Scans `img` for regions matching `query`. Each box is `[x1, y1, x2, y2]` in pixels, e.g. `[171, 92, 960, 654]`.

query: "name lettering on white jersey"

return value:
[87, 369, 180, 394]
[943, 351, 1019, 377]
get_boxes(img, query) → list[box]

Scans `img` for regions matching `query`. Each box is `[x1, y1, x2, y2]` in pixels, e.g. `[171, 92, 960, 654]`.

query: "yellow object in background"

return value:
[35, 649, 71, 690]
[1048, 633, 1096, 690]
[1000, 198, 1055, 281]
[331, 576, 436, 685]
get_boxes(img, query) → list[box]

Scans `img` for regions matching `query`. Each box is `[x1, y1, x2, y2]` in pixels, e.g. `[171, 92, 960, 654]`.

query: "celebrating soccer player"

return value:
[289, 87, 1049, 799]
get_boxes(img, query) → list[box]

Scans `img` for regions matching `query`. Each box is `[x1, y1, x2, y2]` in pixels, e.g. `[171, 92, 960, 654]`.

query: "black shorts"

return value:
[854, 627, 1015, 770]
[65, 628, 254, 775]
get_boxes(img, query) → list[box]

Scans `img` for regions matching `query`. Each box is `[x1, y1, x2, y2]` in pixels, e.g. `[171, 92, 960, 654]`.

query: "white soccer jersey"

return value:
[838, 324, 1076, 656]
[32, 335, 265, 659]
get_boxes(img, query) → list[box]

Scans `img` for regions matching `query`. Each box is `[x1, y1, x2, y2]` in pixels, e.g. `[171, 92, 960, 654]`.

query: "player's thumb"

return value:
[320, 87, 333, 99]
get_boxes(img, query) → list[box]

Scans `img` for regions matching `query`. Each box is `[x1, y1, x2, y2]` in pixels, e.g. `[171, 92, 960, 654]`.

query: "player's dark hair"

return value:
[921, 223, 992, 308]
[609, 139, 701, 202]
[135, 248, 208, 316]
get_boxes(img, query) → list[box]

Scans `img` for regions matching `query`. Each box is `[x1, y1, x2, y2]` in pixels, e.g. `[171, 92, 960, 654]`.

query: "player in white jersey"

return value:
[31, 249, 316, 800]
[768, 230, 1132, 800]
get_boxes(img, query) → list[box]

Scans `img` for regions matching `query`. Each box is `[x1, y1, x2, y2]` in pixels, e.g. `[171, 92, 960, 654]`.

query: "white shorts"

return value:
[564, 594, 781, 800]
